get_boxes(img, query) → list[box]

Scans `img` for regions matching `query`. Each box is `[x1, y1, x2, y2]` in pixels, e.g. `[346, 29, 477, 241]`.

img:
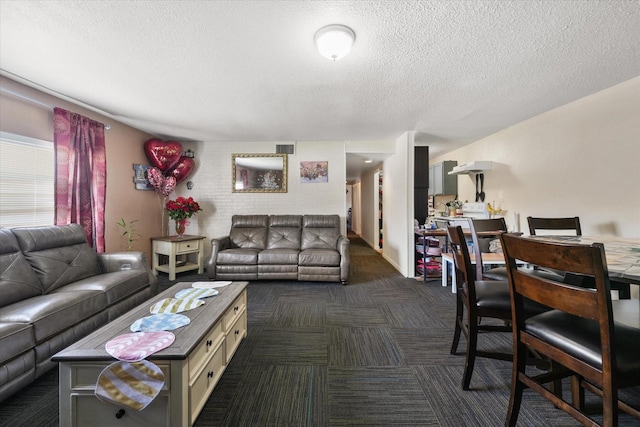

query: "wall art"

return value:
[300, 161, 328, 183]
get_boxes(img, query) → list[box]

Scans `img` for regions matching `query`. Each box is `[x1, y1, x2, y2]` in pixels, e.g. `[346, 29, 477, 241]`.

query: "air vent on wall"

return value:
[276, 144, 295, 155]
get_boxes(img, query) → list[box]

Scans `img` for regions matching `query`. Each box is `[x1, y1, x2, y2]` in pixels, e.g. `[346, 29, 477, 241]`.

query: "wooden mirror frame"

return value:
[232, 153, 288, 193]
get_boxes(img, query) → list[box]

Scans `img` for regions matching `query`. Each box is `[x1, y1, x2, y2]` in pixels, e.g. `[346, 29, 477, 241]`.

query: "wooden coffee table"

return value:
[52, 281, 248, 427]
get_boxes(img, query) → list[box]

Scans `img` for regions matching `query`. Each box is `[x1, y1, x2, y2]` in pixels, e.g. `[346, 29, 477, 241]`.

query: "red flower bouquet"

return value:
[165, 197, 202, 221]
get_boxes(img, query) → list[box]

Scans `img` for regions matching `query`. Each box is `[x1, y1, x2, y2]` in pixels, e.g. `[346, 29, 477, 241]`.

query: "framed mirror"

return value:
[232, 153, 288, 193]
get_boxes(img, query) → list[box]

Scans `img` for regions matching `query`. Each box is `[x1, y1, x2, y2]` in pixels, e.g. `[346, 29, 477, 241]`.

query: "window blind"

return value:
[0, 132, 54, 228]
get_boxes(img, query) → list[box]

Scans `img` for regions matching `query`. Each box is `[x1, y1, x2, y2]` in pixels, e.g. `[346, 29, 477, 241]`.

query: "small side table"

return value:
[151, 235, 206, 280]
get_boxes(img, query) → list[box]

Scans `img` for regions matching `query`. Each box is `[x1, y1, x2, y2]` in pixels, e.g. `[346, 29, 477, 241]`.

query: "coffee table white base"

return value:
[54, 282, 247, 427]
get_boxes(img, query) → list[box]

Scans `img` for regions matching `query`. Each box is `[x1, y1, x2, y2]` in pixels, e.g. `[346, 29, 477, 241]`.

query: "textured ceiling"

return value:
[1, 1, 639, 181]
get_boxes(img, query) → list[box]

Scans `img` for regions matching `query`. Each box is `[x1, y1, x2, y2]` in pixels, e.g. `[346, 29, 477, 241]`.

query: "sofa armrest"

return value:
[97, 252, 158, 295]
[337, 235, 350, 284]
[207, 236, 231, 279]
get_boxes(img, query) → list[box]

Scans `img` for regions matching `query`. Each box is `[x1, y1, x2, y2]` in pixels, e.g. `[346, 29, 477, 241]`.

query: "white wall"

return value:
[431, 77, 640, 237]
[360, 167, 377, 248]
[181, 140, 346, 259]
[381, 132, 415, 276]
[351, 181, 361, 235]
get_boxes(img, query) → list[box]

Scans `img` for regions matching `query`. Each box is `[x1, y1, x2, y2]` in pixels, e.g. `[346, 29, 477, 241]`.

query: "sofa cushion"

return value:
[0, 229, 43, 308]
[217, 248, 260, 265]
[0, 322, 35, 364]
[259, 249, 299, 265]
[0, 290, 107, 343]
[269, 215, 302, 228]
[299, 248, 341, 266]
[267, 215, 302, 250]
[51, 270, 149, 305]
[12, 224, 101, 293]
[229, 215, 268, 249]
[301, 215, 340, 250]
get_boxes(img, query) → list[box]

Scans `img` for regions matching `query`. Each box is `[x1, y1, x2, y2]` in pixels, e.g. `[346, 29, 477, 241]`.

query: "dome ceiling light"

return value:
[314, 24, 356, 61]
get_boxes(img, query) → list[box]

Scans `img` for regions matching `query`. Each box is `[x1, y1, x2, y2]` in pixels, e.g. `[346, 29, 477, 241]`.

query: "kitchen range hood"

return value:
[448, 161, 493, 175]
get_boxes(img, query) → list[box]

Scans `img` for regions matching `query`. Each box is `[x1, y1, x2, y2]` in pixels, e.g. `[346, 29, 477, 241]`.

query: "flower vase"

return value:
[175, 219, 186, 238]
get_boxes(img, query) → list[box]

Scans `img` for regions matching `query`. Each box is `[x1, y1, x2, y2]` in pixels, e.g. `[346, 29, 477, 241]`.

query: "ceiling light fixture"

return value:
[364, 159, 373, 164]
[314, 24, 356, 61]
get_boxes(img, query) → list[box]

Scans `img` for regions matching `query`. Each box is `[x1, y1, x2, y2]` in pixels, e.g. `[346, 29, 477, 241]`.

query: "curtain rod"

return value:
[0, 86, 111, 130]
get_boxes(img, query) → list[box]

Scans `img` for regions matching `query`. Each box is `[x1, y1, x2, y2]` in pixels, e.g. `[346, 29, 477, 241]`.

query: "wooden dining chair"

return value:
[527, 216, 630, 299]
[469, 218, 565, 283]
[468, 218, 509, 281]
[447, 225, 514, 390]
[527, 216, 582, 236]
[500, 233, 640, 427]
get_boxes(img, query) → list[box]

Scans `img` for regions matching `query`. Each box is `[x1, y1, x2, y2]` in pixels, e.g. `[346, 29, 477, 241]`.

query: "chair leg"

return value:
[450, 297, 463, 355]
[550, 361, 563, 401]
[506, 343, 526, 427]
[462, 316, 478, 390]
[571, 375, 584, 411]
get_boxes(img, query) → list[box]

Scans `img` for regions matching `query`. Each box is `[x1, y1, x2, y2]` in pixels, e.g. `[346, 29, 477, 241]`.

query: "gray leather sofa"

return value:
[207, 214, 350, 284]
[0, 224, 157, 402]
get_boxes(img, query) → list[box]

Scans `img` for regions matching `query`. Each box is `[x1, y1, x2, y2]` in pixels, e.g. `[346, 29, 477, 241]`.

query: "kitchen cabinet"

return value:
[428, 161, 458, 196]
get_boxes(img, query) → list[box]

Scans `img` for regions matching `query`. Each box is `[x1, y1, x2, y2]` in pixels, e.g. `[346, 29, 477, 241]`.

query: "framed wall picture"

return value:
[232, 153, 287, 193]
[133, 164, 154, 190]
[300, 161, 328, 183]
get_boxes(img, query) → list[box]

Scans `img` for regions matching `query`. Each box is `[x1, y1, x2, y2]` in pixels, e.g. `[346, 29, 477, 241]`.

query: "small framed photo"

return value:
[300, 161, 328, 183]
[133, 164, 155, 190]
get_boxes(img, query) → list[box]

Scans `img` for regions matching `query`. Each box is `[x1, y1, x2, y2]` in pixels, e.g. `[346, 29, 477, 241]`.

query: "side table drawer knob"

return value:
[115, 409, 125, 419]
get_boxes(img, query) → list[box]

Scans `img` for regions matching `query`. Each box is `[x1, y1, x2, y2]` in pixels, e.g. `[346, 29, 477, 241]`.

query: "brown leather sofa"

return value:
[0, 224, 157, 402]
[207, 214, 350, 284]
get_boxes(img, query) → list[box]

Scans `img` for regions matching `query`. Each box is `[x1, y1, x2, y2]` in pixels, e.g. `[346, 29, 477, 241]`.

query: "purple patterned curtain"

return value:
[53, 107, 107, 252]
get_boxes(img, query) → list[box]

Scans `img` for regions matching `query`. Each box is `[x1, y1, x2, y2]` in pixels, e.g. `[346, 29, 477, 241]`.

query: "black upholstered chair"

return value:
[500, 233, 640, 426]
[447, 225, 513, 390]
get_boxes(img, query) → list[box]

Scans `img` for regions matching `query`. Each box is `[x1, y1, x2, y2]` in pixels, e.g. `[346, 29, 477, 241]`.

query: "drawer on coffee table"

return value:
[72, 393, 169, 427]
[226, 310, 247, 363]
[223, 292, 246, 332]
[189, 339, 225, 422]
[69, 363, 171, 391]
[189, 321, 224, 381]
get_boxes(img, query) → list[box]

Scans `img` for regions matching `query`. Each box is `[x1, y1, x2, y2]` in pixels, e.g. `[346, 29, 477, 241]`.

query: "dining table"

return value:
[525, 235, 640, 286]
[441, 235, 640, 294]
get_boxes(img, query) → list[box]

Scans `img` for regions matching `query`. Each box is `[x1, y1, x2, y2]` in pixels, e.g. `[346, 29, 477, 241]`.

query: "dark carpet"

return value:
[1, 234, 638, 426]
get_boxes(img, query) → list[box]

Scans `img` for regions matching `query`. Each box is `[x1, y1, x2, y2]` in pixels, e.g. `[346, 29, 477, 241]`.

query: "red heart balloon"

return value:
[167, 156, 195, 183]
[144, 139, 183, 172]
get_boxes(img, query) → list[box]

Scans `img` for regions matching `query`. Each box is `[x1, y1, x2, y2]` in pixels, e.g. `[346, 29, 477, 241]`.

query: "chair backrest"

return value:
[446, 225, 476, 298]
[468, 218, 508, 280]
[527, 216, 582, 236]
[499, 233, 615, 384]
[267, 215, 302, 249]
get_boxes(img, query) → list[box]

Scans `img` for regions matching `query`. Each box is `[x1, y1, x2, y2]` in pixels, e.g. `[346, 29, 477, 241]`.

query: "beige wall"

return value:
[0, 76, 160, 257]
[431, 77, 640, 238]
